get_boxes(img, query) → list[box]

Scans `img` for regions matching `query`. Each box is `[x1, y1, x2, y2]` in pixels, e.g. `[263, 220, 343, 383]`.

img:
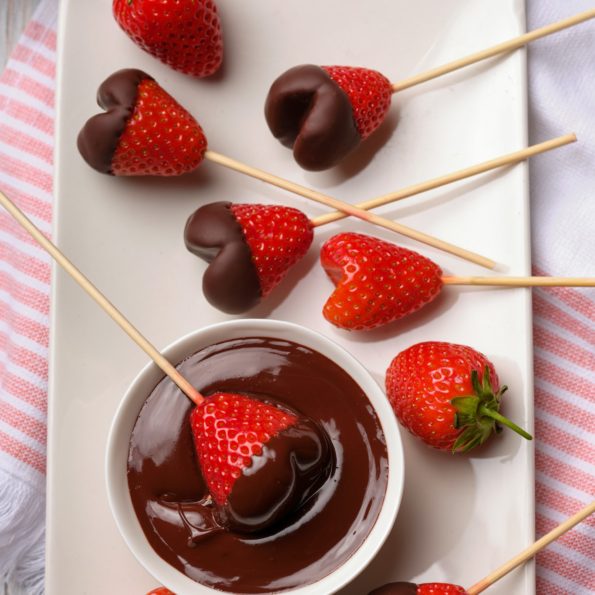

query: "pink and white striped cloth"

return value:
[0, 1, 592, 594]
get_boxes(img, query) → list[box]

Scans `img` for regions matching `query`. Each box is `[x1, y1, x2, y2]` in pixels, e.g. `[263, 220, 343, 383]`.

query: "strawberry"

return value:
[112, 0, 223, 78]
[418, 584, 467, 595]
[320, 232, 443, 331]
[78, 69, 207, 177]
[230, 204, 314, 297]
[369, 582, 467, 595]
[146, 589, 175, 595]
[386, 342, 532, 453]
[184, 202, 314, 313]
[322, 66, 393, 139]
[190, 392, 298, 505]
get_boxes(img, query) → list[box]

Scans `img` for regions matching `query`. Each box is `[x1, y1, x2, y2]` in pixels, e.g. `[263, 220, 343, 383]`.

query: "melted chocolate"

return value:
[77, 69, 151, 174]
[369, 583, 418, 595]
[265, 65, 361, 171]
[222, 417, 335, 533]
[184, 202, 262, 314]
[128, 337, 388, 593]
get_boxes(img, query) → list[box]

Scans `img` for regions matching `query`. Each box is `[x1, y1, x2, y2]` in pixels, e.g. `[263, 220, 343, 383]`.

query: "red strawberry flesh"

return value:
[386, 341, 531, 452]
[322, 66, 393, 139]
[230, 204, 314, 297]
[321, 232, 443, 330]
[113, 0, 223, 78]
[111, 78, 207, 176]
[369, 583, 467, 595]
[190, 392, 334, 533]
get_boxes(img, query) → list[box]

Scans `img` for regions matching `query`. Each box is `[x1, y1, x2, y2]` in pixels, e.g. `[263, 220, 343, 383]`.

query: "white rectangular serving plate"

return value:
[48, 0, 535, 593]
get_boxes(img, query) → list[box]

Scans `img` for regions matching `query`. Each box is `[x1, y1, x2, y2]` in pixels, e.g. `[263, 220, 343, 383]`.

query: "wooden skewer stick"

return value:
[391, 9, 595, 93]
[312, 134, 576, 226]
[204, 150, 496, 269]
[442, 276, 595, 287]
[0, 190, 204, 407]
[466, 501, 595, 594]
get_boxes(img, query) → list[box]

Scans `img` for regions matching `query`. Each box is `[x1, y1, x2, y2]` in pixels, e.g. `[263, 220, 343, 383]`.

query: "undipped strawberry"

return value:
[113, 0, 223, 78]
[386, 342, 532, 453]
[146, 588, 175, 595]
[321, 232, 443, 330]
[78, 69, 207, 177]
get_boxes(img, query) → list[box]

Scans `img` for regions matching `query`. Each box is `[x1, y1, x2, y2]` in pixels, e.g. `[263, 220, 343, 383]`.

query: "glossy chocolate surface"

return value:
[128, 337, 388, 593]
[77, 68, 151, 174]
[369, 582, 418, 595]
[265, 65, 361, 171]
[184, 202, 262, 314]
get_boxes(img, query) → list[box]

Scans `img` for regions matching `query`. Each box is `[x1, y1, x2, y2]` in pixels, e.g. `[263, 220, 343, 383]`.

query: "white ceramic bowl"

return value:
[106, 319, 404, 594]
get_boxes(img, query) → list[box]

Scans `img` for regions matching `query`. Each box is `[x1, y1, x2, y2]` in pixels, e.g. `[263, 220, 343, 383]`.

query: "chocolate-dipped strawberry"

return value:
[189, 392, 334, 534]
[369, 583, 467, 595]
[265, 65, 392, 170]
[184, 201, 313, 313]
[78, 69, 207, 176]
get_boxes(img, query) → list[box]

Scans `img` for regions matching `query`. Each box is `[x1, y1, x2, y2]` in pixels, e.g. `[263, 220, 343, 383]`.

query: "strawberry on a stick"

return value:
[76, 71, 575, 268]
[368, 501, 595, 595]
[0, 188, 333, 535]
[265, 10, 595, 170]
[321, 233, 595, 331]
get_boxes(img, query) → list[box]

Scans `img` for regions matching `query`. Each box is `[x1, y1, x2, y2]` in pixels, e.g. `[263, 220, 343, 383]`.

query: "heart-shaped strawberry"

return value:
[321, 232, 443, 330]
[184, 202, 314, 313]
[265, 64, 392, 170]
[113, 0, 223, 78]
[78, 69, 207, 176]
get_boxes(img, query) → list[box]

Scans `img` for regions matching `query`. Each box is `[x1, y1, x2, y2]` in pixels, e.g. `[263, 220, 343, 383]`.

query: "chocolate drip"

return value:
[77, 69, 152, 174]
[265, 64, 361, 171]
[369, 583, 418, 595]
[222, 418, 335, 534]
[184, 202, 262, 314]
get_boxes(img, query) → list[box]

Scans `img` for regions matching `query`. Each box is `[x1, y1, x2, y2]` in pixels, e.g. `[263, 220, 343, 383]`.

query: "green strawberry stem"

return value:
[477, 406, 532, 441]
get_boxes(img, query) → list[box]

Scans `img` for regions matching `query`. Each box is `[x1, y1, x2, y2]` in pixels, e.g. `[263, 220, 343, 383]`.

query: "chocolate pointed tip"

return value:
[77, 69, 153, 175]
[265, 64, 361, 171]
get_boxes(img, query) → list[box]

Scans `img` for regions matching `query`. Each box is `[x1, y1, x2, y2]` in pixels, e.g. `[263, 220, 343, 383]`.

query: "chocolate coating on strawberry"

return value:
[191, 393, 335, 534]
[184, 202, 261, 314]
[265, 65, 361, 171]
[78, 69, 207, 176]
[77, 69, 150, 174]
[185, 202, 313, 313]
[220, 418, 334, 533]
[369, 583, 417, 595]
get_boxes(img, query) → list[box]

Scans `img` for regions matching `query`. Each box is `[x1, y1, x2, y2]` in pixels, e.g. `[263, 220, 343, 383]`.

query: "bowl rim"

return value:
[105, 318, 405, 595]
